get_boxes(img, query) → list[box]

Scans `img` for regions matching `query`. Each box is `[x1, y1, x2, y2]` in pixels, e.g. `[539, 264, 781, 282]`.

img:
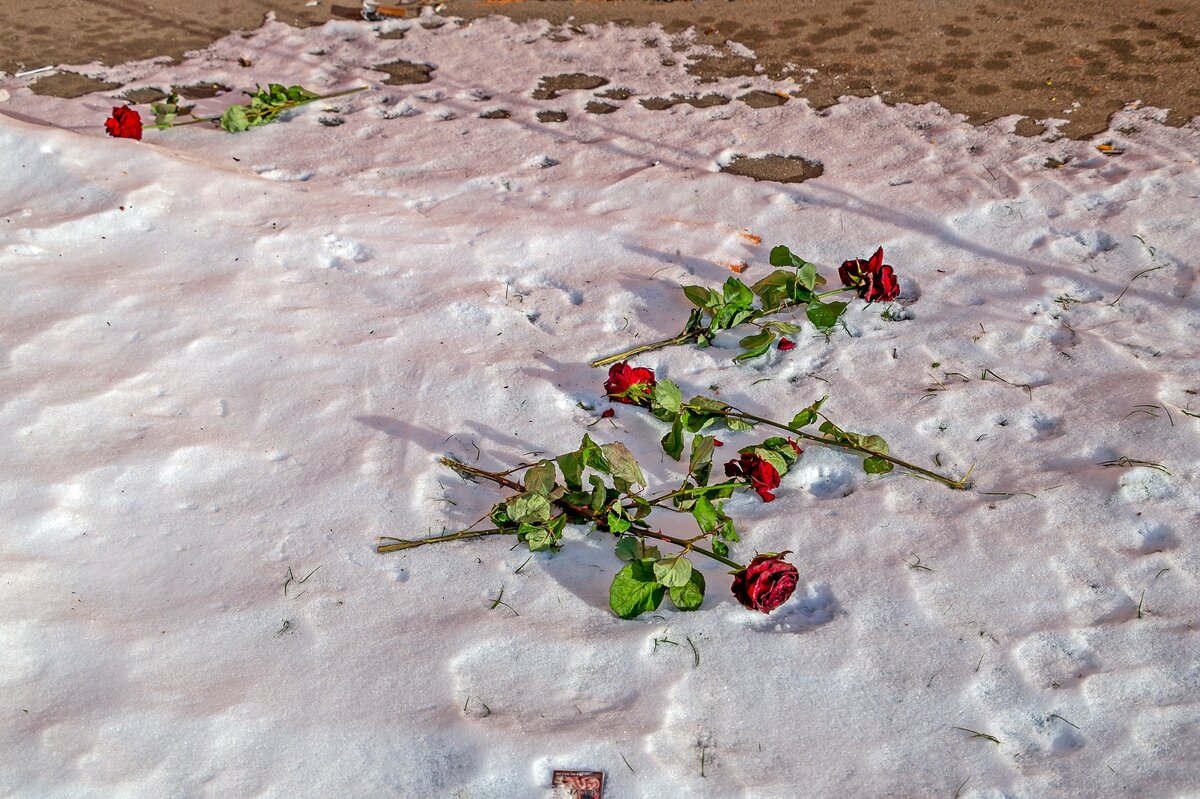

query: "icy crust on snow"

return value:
[2, 13, 1199, 799]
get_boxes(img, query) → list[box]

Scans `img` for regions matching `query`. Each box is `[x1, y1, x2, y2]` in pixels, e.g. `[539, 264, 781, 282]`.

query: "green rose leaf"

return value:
[751, 269, 794, 294]
[688, 396, 729, 414]
[606, 510, 632, 534]
[653, 555, 694, 588]
[807, 300, 848, 331]
[738, 330, 773, 350]
[523, 460, 557, 495]
[789, 396, 828, 430]
[689, 435, 716, 484]
[579, 433, 611, 474]
[734, 329, 774, 362]
[762, 436, 802, 466]
[219, 105, 251, 133]
[863, 455, 894, 474]
[683, 285, 713, 308]
[601, 442, 646, 490]
[669, 569, 706, 612]
[722, 277, 754, 309]
[508, 493, 552, 524]
[819, 420, 890, 456]
[751, 270, 796, 309]
[589, 474, 608, 513]
[652, 380, 683, 416]
[857, 434, 890, 455]
[609, 559, 666, 619]
[692, 495, 719, 532]
[726, 416, 755, 432]
[557, 450, 583, 491]
[615, 537, 662, 561]
[287, 84, 318, 102]
[769, 245, 804, 267]
[627, 495, 653, 520]
[797, 262, 820, 291]
[719, 517, 740, 542]
[680, 410, 713, 434]
[524, 525, 554, 551]
[753, 447, 790, 477]
[614, 536, 639, 560]
[662, 417, 685, 461]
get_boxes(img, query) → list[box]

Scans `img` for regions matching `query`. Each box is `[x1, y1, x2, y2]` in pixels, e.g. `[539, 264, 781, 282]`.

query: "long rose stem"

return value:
[814, 286, 857, 300]
[377, 527, 511, 553]
[635, 529, 741, 570]
[591, 332, 697, 368]
[722, 408, 969, 489]
[640, 481, 742, 507]
[591, 283, 864, 368]
[437, 459, 745, 569]
[144, 85, 369, 131]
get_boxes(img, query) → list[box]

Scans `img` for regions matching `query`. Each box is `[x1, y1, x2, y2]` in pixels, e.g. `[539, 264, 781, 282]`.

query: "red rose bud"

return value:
[732, 552, 799, 613]
[838, 246, 899, 303]
[787, 439, 803, 456]
[713, 439, 724, 447]
[837, 256, 869, 289]
[104, 106, 143, 140]
[600, 408, 615, 418]
[724, 453, 781, 502]
[604, 361, 656, 406]
[778, 338, 796, 351]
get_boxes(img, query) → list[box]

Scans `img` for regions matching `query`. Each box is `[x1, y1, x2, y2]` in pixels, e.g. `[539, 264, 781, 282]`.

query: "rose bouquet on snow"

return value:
[103, 83, 367, 139]
[378, 365, 967, 620]
[379, 434, 800, 618]
[593, 244, 904, 366]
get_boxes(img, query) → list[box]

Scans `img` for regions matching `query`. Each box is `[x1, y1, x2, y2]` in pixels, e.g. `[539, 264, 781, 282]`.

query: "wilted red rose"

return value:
[604, 361, 656, 406]
[724, 453, 781, 502]
[104, 106, 143, 140]
[778, 337, 796, 351]
[600, 408, 615, 418]
[732, 552, 799, 613]
[838, 246, 899, 303]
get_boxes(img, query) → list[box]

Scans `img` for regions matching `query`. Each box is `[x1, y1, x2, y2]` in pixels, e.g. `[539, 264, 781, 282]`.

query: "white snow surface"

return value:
[2, 13, 1200, 799]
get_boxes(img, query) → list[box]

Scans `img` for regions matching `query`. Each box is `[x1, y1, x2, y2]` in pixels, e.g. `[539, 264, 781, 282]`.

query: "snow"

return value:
[2, 12, 1199, 798]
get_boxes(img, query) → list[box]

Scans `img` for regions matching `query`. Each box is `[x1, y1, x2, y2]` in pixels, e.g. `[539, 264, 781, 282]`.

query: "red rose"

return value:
[604, 361, 656, 406]
[732, 552, 799, 613]
[778, 337, 796, 351]
[787, 439, 802, 456]
[724, 453, 781, 502]
[104, 106, 143, 140]
[600, 408, 615, 418]
[838, 246, 899, 303]
[862, 264, 899, 303]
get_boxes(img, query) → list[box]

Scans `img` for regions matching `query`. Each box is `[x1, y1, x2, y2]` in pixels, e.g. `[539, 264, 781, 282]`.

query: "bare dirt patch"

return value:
[720, 154, 824, 184]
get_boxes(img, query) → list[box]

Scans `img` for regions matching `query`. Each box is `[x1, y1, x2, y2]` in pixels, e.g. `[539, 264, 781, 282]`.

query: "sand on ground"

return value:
[2, 0, 1199, 138]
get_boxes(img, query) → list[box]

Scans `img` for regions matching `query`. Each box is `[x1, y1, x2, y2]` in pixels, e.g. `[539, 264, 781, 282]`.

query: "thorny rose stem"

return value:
[721, 408, 971, 489]
[377, 527, 510, 553]
[143, 85, 370, 130]
[590, 286, 862, 367]
[377, 458, 745, 570]
[591, 333, 696, 368]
